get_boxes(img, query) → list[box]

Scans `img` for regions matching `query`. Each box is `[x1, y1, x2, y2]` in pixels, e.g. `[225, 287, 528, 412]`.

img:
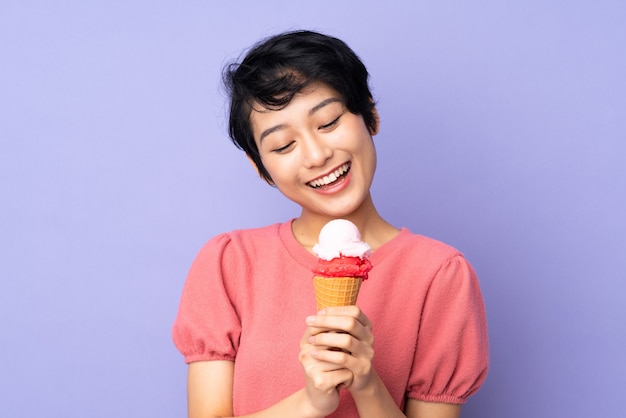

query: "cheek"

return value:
[261, 155, 297, 183]
[357, 138, 377, 180]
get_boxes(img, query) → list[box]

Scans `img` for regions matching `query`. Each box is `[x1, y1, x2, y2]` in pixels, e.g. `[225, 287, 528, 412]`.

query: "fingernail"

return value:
[306, 316, 316, 324]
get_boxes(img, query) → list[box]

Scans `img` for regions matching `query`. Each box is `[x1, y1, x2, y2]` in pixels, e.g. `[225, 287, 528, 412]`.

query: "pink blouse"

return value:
[173, 221, 488, 416]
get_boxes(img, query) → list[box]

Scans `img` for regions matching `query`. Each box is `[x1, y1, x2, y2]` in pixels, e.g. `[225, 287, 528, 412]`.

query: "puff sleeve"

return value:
[172, 233, 241, 363]
[407, 254, 489, 404]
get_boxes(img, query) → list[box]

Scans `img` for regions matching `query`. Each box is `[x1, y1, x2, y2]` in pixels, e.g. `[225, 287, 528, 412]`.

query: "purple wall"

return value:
[1, 2, 624, 417]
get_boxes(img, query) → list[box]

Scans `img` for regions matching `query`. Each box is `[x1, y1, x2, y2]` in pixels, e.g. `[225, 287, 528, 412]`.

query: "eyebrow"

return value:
[258, 124, 287, 143]
[258, 97, 343, 142]
[309, 97, 342, 115]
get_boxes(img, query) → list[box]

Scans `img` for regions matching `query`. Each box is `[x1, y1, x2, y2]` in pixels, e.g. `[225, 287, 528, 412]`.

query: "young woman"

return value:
[173, 30, 489, 418]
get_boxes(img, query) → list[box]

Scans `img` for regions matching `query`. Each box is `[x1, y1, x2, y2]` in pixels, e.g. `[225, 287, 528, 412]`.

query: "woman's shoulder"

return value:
[221, 222, 282, 240]
[198, 222, 285, 254]
[369, 228, 468, 276]
[204, 222, 280, 241]
[384, 228, 464, 259]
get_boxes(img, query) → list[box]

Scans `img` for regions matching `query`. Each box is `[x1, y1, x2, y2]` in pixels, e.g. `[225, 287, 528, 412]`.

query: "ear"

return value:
[369, 104, 380, 136]
[246, 154, 275, 185]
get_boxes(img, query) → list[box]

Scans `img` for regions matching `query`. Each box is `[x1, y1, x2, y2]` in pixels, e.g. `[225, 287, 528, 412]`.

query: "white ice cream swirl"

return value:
[312, 219, 372, 261]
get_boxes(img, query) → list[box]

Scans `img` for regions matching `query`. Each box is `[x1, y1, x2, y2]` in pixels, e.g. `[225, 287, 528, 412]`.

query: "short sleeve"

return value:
[407, 254, 489, 404]
[172, 233, 241, 363]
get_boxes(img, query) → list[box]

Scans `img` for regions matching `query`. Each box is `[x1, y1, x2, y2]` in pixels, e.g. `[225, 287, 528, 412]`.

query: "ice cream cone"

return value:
[313, 275, 363, 310]
[312, 220, 372, 311]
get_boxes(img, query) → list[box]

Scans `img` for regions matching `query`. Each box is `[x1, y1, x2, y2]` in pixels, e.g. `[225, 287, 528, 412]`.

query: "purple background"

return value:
[1, 1, 624, 417]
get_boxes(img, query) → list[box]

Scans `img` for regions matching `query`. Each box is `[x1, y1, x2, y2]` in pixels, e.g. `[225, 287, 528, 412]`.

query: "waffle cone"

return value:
[313, 276, 363, 310]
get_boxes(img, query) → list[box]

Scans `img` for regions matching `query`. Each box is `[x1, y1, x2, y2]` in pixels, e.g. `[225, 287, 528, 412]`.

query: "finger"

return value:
[311, 336, 374, 362]
[300, 340, 335, 360]
[318, 306, 371, 326]
[301, 349, 355, 389]
[304, 323, 335, 338]
[306, 313, 359, 331]
[311, 347, 374, 382]
[310, 331, 358, 353]
[300, 322, 339, 347]
[307, 367, 354, 392]
[336, 372, 354, 390]
[310, 346, 354, 366]
[307, 314, 372, 342]
[300, 325, 318, 348]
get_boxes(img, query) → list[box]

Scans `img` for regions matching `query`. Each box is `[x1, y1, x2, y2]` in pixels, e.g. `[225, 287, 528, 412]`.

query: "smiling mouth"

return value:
[307, 163, 351, 189]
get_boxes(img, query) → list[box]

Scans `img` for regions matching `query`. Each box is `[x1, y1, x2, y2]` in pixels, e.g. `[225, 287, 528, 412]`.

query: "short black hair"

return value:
[223, 30, 377, 183]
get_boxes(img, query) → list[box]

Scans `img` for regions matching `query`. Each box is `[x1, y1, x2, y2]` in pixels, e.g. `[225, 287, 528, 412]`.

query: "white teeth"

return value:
[309, 163, 350, 188]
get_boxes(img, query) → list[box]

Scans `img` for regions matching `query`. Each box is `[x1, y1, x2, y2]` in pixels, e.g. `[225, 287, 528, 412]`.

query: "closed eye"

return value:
[319, 114, 342, 130]
[272, 141, 295, 154]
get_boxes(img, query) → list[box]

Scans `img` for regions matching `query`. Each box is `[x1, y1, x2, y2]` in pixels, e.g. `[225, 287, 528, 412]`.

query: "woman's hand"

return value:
[302, 306, 375, 394]
[299, 315, 354, 417]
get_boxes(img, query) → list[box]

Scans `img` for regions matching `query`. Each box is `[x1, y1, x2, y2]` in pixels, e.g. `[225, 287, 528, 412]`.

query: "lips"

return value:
[307, 163, 351, 189]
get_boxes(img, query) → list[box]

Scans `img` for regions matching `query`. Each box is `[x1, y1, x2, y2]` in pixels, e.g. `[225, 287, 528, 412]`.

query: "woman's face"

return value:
[250, 82, 377, 219]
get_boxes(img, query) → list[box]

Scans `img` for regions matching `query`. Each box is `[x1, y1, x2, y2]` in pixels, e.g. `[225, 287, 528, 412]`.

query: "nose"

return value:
[302, 134, 332, 168]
